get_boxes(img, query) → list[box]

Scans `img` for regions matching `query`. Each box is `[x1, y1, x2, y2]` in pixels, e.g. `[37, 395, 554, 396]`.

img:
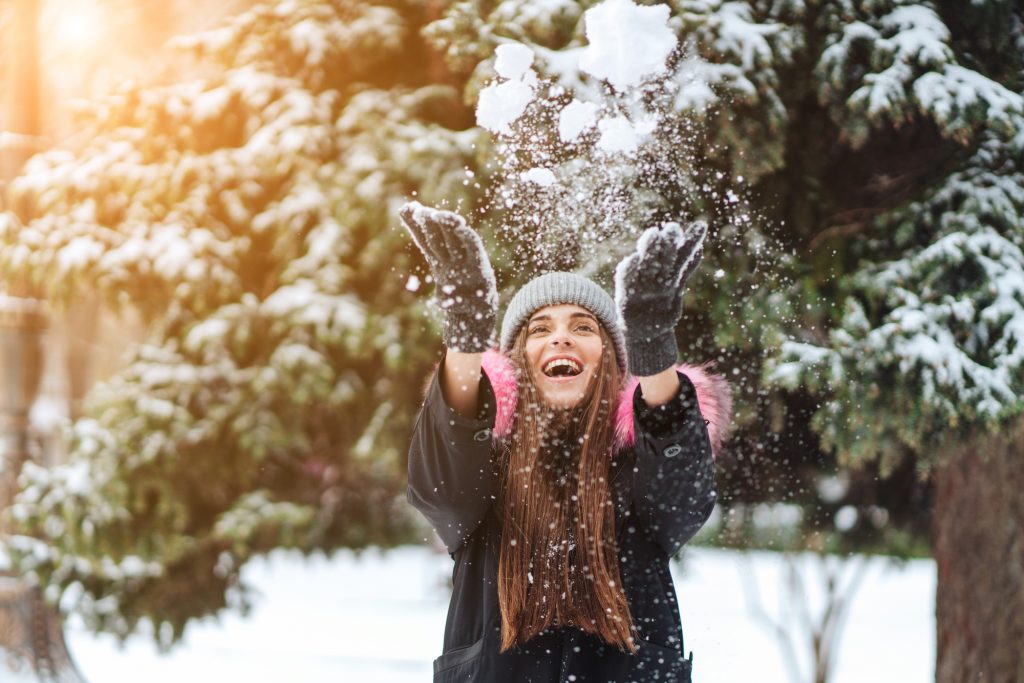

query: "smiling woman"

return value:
[400, 201, 731, 682]
[523, 304, 605, 408]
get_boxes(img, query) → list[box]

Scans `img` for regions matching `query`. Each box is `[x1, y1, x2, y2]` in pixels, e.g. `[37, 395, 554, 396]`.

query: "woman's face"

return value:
[524, 304, 606, 409]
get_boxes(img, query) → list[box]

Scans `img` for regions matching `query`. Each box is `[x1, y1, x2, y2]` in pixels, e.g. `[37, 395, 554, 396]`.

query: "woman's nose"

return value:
[549, 330, 574, 346]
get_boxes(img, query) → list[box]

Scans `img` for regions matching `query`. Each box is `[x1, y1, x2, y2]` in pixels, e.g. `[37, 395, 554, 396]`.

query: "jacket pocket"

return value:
[433, 637, 485, 677]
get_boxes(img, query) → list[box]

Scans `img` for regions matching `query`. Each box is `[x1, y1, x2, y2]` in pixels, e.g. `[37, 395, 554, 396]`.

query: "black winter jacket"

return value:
[407, 359, 718, 683]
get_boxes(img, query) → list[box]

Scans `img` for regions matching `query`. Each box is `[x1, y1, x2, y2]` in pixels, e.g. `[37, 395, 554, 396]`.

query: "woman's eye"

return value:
[528, 326, 548, 335]
[575, 324, 595, 333]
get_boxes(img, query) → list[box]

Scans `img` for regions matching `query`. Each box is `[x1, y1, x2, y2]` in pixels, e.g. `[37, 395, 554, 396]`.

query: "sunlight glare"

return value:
[46, 0, 106, 54]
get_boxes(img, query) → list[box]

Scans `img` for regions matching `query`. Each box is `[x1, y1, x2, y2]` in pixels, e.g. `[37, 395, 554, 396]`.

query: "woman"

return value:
[401, 201, 731, 682]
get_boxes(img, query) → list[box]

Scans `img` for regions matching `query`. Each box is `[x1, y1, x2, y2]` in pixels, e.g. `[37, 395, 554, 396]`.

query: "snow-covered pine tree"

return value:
[0, 0, 478, 645]
[756, 2, 1023, 679]
[427, 0, 1024, 678]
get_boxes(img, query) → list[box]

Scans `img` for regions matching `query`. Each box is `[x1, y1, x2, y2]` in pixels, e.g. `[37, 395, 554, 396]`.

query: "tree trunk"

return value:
[933, 423, 1024, 683]
[1, 0, 42, 181]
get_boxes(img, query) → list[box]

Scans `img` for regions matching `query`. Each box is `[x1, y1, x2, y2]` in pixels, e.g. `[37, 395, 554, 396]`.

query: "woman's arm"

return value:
[631, 371, 717, 557]
[407, 361, 497, 555]
[637, 366, 680, 407]
[399, 202, 495, 418]
[441, 349, 483, 419]
[615, 221, 715, 555]
[399, 202, 499, 553]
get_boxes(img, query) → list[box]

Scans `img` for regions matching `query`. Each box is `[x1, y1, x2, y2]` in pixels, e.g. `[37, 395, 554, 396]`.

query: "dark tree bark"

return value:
[933, 423, 1024, 683]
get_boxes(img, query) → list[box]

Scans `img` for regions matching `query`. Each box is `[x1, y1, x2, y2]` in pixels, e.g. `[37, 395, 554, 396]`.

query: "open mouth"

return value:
[542, 357, 583, 378]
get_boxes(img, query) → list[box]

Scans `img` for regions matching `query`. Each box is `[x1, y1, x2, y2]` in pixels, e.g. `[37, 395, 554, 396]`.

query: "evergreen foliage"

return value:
[424, 0, 1022, 556]
[2, 0, 1022, 650]
[766, 1, 1024, 473]
[0, 0, 477, 645]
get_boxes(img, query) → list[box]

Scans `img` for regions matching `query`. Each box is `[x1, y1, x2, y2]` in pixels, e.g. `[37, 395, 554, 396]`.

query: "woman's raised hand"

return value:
[400, 201, 498, 353]
[614, 220, 708, 377]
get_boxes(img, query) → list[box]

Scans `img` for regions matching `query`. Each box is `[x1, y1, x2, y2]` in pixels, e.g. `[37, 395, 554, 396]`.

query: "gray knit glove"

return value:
[614, 220, 708, 376]
[400, 201, 498, 353]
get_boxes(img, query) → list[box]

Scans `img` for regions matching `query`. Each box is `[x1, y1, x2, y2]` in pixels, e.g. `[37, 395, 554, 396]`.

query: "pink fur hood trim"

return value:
[480, 350, 732, 458]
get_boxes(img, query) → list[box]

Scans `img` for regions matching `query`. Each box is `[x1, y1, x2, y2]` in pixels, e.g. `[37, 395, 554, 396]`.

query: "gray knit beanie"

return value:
[499, 272, 628, 373]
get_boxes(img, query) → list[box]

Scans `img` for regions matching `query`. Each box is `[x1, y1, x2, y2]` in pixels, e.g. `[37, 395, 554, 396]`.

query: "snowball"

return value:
[494, 43, 535, 80]
[579, 0, 677, 91]
[476, 79, 536, 134]
[596, 115, 639, 154]
[405, 274, 421, 292]
[520, 168, 557, 187]
[558, 99, 600, 142]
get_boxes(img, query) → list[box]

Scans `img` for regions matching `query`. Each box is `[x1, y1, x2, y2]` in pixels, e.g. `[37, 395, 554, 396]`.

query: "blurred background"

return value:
[0, 1, 1021, 682]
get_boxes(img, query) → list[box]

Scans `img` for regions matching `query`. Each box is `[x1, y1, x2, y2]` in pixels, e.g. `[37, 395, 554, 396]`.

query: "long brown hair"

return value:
[496, 323, 637, 653]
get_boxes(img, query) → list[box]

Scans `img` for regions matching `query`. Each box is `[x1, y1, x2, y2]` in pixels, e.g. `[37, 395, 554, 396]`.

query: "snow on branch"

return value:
[768, 227, 1024, 465]
[816, 3, 1024, 147]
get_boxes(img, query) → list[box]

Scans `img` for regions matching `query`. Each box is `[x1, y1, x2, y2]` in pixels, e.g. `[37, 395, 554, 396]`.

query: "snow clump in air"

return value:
[579, 0, 677, 91]
[596, 116, 641, 155]
[476, 43, 539, 135]
[470, 0, 765, 280]
[472, 0, 692, 271]
[494, 43, 535, 80]
[520, 168, 558, 187]
[558, 100, 599, 143]
[476, 79, 537, 135]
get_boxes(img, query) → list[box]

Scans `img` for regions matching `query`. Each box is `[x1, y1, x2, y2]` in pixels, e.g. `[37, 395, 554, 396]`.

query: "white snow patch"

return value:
[62, 461, 93, 496]
[58, 237, 104, 274]
[290, 18, 329, 66]
[596, 115, 640, 154]
[63, 545, 935, 683]
[137, 395, 178, 421]
[519, 168, 557, 187]
[476, 79, 536, 135]
[579, 0, 677, 91]
[193, 86, 232, 121]
[557, 99, 600, 142]
[494, 43, 535, 80]
[184, 318, 230, 353]
[632, 113, 659, 136]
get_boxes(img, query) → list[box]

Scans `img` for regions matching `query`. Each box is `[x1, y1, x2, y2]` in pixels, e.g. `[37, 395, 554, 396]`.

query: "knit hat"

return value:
[499, 272, 627, 373]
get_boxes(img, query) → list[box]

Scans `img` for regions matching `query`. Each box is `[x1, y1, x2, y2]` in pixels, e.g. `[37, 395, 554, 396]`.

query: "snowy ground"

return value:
[66, 545, 934, 682]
